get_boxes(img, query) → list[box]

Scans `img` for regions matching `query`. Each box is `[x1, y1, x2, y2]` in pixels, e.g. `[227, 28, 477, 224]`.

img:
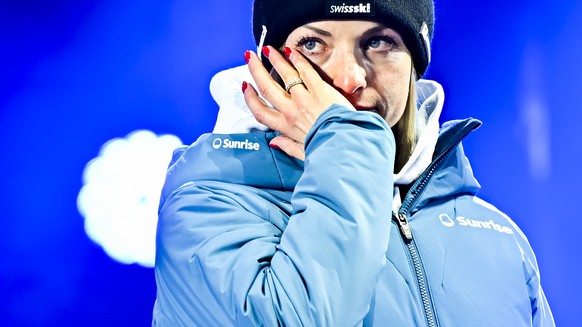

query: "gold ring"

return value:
[284, 77, 304, 93]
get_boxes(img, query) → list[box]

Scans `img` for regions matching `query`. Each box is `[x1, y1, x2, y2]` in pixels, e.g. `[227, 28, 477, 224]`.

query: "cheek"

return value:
[378, 66, 411, 126]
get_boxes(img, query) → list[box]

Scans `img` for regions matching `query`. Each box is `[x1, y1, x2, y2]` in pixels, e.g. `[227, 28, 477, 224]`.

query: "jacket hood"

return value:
[411, 120, 482, 214]
[210, 65, 268, 134]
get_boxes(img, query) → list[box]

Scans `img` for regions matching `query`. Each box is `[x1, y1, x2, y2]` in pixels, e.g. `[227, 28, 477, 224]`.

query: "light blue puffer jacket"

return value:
[153, 104, 554, 326]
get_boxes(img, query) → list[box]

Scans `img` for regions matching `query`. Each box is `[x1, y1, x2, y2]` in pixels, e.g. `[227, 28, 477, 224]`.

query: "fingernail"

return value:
[242, 81, 248, 93]
[284, 47, 292, 58]
[269, 143, 281, 150]
[244, 50, 251, 63]
[262, 46, 270, 59]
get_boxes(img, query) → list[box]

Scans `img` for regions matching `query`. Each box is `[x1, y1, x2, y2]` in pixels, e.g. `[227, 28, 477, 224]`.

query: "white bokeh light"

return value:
[77, 130, 183, 267]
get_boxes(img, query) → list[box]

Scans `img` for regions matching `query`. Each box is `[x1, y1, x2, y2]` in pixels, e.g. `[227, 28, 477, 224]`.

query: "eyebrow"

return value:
[363, 25, 390, 35]
[303, 25, 332, 37]
[302, 24, 391, 38]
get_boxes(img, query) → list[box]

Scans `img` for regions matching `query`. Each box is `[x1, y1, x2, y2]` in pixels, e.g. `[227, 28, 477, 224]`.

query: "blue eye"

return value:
[303, 40, 317, 51]
[368, 38, 381, 49]
[296, 37, 325, 54]
[365, 36, 396, 51]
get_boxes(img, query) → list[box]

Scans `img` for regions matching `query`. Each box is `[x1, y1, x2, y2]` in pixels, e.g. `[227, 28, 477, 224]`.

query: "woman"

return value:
[153, 0, 554, 326]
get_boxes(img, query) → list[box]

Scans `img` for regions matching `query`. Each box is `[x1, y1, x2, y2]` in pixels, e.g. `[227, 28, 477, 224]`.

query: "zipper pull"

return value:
[394, 212, 413, 241]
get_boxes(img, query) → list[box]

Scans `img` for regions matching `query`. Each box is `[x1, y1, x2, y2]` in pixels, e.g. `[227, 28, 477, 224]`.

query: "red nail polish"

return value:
[244, 50, 251, 63]
[284, 47, 292, 57]
[269, 143, 281, 150]
[262, 46, 270, 58]
[242, 81, 248, 93]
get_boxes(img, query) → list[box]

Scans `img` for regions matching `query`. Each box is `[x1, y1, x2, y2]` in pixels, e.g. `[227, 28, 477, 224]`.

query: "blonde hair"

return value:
[391, 69, 417, 174]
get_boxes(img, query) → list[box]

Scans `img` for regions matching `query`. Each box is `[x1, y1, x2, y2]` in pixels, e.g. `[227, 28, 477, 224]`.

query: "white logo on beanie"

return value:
[326, 1, 375, 16]
[420, 21, 431, 63]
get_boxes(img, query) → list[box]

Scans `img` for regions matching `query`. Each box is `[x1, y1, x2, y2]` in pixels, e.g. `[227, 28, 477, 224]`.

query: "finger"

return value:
[245, 50, 290, 110]
[247, 50, 314, 139]
[269, 135, 305, 161]
[285, 46, 355, 110]
[263, 46, 308, 95]
[245, 81, 310, 143]
[243, 81, 287, 132]
[283, 47, 325, 92]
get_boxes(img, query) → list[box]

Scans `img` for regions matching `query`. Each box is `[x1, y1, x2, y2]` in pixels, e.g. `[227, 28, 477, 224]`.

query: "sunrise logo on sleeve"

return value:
[212, 137, 260, 151]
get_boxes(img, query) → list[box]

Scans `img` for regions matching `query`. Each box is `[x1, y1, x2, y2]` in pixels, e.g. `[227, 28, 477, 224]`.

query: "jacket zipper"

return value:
[392, 120, 480, 327]
[393, 214, 437, 327]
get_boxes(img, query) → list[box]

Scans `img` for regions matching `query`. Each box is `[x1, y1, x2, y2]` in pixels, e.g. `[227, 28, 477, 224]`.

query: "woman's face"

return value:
[284, 20, 412, 127]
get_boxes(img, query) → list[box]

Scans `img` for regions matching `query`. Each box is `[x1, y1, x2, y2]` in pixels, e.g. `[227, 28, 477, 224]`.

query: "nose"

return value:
[330, 54, 367, 95]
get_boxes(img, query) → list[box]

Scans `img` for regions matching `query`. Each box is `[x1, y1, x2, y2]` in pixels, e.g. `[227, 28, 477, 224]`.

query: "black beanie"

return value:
[252, 0, 434, 77]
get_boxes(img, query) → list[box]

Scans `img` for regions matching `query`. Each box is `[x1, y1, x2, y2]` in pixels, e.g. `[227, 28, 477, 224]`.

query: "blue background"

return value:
[1, 0, 579, 325]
